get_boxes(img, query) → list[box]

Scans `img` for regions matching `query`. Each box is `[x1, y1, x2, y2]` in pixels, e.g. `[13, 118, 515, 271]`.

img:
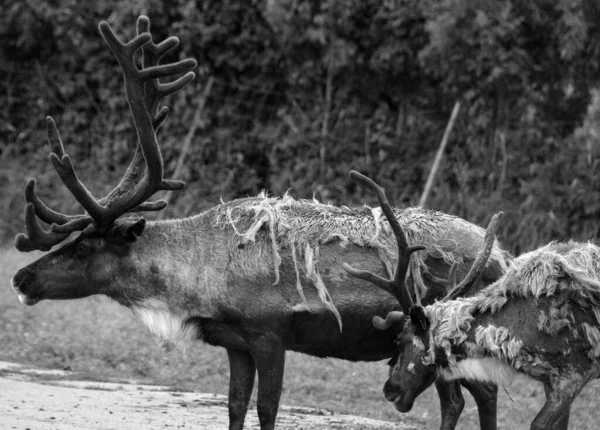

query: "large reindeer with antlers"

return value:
[345, 173, 600, 429]
[10, 16, 511, 430]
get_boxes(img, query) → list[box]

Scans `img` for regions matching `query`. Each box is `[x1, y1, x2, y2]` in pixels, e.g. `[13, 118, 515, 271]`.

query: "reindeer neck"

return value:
[425, 298, 479, 349]
[425, 294, 524, 386]
[108, 213, 227, 308]
[421, 302, 506, 386]
[138, 216, 206, 255]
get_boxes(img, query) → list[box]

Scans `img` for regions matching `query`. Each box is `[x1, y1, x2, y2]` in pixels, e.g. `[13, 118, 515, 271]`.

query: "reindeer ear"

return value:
[122, 218, 146, 242]
[409, 306, 429, 334]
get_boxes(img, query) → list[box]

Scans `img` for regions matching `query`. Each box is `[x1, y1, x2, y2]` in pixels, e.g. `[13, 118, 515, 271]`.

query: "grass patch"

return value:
[2, 247, 600, 428]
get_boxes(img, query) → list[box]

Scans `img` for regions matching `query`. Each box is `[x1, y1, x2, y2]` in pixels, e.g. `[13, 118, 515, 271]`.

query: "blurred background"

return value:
[3, 2, 600, 428]
[2, 0, 600, 253]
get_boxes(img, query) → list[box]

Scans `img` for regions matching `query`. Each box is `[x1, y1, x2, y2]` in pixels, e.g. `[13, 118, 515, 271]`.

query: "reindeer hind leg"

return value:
[531, 367, 600, 430]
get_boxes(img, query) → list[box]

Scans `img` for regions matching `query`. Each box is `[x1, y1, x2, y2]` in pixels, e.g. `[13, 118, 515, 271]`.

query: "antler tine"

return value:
[43, 17, 196, 228]
[40, 117, 95, 234]
[99, 16, 192, 208]
[46, 117, 108, 223]
[343, 170, 425, 315]
[443, 212, 504, 301]
[342, 262, 399, 295]
[25, 179, 85, 227]
[138, 15, 191, 129]
[423, 263, 459, 289]
[15, 120, 95, 251]
[15, 203, 70, 252]
[15, 16, 195, 252]
[372, 311, 406, 330]
[77, 16, 196, 225]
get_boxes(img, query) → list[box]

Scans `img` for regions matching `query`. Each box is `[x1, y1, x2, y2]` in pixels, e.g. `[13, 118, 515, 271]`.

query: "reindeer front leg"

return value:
[435, 379, 465, 430]
[540, 383, 570, 430]
[461, 380, 498, 430]
[251, 334, 286, 430]
[227, 349, 256, 430]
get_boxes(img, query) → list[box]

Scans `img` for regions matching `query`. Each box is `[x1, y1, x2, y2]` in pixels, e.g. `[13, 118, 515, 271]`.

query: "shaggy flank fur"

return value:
[475, 325, 523, 360]
[215, 194, 507, 330]
[423, 298, 475, 365]
[498, 241, 600, 305]
[424, 241, 600, 368]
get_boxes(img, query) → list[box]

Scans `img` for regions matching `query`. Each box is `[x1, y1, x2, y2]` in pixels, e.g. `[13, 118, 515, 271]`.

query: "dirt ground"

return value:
[0, 361, 423, 430]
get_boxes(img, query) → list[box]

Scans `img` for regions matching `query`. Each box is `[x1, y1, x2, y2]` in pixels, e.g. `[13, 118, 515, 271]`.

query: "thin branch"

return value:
[419, 101, 461, 208]
[320, 56, 334, 183]
[157, 77, 214, 217]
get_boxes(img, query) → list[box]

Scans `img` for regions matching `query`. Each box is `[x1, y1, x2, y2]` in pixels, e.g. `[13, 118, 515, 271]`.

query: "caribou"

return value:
[11, 16, 510, 430]
[345, 174, 600, 429]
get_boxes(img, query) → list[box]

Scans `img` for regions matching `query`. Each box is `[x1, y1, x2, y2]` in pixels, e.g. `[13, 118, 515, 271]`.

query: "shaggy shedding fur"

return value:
[475, 325, 523, 361]
[215, 193, 508, 329]
[422, 240, 600, 373]
[132, 298, 199, 347]
[496, 242, 600, 306]
[437, 357, 518, 386]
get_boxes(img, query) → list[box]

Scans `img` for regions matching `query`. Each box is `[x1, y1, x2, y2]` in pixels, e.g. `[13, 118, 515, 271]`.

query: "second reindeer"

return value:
[344, 172, 600, 429]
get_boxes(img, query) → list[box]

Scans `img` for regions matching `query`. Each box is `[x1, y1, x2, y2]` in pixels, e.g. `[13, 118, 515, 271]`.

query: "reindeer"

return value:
[344, 174, 600, 430]
[10, 16, 510, 430]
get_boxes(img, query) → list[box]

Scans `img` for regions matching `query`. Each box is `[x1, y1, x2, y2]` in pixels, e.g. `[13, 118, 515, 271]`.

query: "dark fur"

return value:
[12, 201, 508, 430]
[385, 242, 600, 430]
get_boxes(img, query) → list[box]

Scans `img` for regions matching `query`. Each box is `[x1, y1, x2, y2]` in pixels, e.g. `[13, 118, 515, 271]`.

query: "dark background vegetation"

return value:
[3, 2, 600, 428]
[2, 0, 600, 254]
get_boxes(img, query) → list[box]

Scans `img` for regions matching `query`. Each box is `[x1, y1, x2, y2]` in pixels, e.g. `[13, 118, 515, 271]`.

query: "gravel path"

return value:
[0, 361, 422, 430]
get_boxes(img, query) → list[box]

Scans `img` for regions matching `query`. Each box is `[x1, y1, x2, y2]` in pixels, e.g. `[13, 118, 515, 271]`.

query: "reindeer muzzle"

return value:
[11, 270, 39, 306]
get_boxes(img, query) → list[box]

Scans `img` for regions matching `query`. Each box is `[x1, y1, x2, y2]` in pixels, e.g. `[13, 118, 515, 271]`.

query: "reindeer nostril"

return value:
[11, 269, 33, 292]
[383, 380, 400, 402]
[11, 278, 21, 292]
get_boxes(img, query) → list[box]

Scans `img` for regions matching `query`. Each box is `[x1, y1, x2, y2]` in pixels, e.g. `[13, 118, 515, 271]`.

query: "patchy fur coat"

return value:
[419, 241, 600, 385]
[215, 193, 509, 329]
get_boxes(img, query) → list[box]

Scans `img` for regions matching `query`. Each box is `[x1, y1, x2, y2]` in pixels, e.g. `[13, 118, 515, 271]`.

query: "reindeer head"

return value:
[378, 318, 434, 412]
[11, 16, 196, 307]
[343, 170, 502, 412]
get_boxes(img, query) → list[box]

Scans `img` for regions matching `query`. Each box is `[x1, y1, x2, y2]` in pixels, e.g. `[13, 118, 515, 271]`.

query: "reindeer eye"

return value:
[76, 241, 91, 257]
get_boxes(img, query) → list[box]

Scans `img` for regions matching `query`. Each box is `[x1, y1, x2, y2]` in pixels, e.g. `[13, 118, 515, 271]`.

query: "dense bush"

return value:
[1, 0, 600, 254]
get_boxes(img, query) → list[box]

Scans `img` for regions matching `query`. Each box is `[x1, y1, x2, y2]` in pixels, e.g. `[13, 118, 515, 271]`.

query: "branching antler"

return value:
[15, 16, 196, 252]
[14, 202, 70, 252]
[342, 171, 504, 331]
[420, 212, 503, 301]
[441, 212, 504, 301]
[342, 170, 425, 316]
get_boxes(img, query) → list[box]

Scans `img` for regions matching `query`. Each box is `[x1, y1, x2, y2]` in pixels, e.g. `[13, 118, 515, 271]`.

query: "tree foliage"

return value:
[1, 0, 600, 254]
